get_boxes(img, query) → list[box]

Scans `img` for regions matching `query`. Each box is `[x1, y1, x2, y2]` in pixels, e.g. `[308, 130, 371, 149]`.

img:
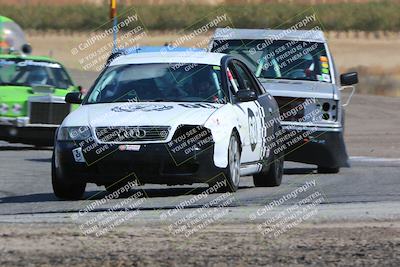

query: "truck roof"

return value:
[212, 28, 326, 43]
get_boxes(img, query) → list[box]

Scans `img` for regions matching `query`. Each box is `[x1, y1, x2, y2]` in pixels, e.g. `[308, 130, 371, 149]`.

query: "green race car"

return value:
[0, 54, 79, 146]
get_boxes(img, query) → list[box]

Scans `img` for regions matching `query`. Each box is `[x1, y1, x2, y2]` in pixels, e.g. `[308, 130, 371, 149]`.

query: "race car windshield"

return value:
[0, 59, 73, 89]
[212, 39, 332, 83]
[85, 63, 227, 104]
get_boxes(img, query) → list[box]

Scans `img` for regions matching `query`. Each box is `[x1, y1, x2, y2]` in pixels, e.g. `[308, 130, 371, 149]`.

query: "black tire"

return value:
[216, 133, 241, 193]
[52, 153, 86, 200]
[253, 150, 284, 187]
[317, 166, 340, 174]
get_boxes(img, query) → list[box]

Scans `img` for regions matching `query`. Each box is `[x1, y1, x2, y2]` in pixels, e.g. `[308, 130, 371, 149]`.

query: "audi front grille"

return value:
[95, 126, 171, 143]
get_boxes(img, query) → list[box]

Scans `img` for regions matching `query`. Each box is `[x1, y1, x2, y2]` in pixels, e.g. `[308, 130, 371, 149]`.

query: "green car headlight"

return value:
[12, 104, 22, 114]
[57, 126, 92, 141]
[0, 103, 9, 115]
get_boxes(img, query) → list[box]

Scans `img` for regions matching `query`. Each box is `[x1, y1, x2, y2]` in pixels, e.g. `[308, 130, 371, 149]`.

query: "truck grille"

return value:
[274, 97, 307, 122]
[29, 102, 71, 124]
[95, 126, 171, 143]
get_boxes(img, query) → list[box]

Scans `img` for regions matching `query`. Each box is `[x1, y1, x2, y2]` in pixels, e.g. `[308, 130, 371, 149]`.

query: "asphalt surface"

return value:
[0, 141, 399, 218]
[0, 80, 399, 222]
[0, 93, 400, 267]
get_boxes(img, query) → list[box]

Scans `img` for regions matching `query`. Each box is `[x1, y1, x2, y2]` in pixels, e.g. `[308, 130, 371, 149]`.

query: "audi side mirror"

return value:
[65, 92, 82, 104]
[235, 90, 258, 102]
[340, 72, 358, 86]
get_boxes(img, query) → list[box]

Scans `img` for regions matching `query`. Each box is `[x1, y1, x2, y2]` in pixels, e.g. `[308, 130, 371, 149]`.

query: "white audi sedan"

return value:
[52, 51, 283, 199]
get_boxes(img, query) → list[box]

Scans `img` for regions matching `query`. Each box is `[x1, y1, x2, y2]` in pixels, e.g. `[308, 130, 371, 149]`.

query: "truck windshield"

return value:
[0, 59, 73, 89]
[211, 39, 332, 83]
[85, 63, 226, 104]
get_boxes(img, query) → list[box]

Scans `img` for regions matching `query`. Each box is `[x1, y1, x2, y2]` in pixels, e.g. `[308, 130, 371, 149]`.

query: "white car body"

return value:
[52, 51, 283, 199]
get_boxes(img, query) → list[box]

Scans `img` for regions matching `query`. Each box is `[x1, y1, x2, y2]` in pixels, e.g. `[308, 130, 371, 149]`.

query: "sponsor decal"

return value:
[0, 59, 61, 68]
[319, 56, 328, 62]
[317, 74, 331, 82]
[322, 74, 331, 82]
[119, 144, 141, 151]
[72, 147, 86, 163]
[111, 104, 173, 112]
[178, 103, 218, 109]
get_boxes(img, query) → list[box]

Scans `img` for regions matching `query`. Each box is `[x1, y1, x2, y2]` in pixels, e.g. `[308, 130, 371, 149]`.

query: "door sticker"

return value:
[248, 108, 258, 151]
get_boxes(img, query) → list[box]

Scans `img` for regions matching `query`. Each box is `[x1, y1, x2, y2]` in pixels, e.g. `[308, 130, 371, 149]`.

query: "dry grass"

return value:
[26, 31, 400, 96]
[3, 0, 398, 5]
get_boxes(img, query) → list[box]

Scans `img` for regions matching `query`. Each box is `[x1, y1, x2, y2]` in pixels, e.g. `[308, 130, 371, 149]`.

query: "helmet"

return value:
[0, 16, 30, 55]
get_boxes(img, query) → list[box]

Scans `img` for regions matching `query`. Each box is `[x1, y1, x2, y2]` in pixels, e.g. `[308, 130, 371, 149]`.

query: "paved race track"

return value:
[0, 93, 399, 267]
[0, 141, 399, 217]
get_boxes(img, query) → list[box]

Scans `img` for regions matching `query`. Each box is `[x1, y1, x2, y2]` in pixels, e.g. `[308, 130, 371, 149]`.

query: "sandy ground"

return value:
[0, 221, 399, 266]
[27, 32, 400, 70]
[343, 93, 400, 158]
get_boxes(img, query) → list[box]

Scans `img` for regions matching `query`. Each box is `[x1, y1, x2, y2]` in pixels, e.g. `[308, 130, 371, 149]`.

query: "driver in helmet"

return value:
[27, 68, 48, 86]
[193, 74, 219, 102]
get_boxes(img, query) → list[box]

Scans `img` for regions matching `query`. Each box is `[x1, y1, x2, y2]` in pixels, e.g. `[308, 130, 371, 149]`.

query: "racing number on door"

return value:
[248, 108, 258, 151]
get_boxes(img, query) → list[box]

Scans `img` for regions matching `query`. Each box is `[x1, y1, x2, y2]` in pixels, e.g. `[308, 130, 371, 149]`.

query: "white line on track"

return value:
[350, 156, 400, 163]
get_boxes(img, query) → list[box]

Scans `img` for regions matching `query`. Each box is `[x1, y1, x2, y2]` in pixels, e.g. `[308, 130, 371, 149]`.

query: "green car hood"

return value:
[0, 85, 74, 118]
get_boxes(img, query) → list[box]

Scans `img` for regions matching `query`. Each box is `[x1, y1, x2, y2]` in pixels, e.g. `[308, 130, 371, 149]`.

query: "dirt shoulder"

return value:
[344, 93, 400, 158]
[0, 220, 399, 267]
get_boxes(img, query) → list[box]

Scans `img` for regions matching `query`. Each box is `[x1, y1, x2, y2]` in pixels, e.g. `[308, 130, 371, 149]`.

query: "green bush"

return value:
[1, 2, 399, 32]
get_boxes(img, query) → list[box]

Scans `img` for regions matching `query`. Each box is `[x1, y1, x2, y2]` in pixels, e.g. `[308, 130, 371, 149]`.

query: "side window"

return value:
[52, 67, 74, 89]
[233, 61, 261, 94]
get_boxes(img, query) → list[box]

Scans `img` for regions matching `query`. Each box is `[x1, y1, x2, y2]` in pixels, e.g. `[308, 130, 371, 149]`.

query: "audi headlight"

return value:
[57, 126, 92, 141]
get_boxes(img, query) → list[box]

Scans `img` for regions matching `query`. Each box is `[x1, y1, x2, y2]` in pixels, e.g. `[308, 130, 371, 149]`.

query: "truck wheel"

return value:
[317, 166, 340, 174]
[52, 154, 86, 200]
[217, 133, 241, 192]
[253, 150, 284, 187]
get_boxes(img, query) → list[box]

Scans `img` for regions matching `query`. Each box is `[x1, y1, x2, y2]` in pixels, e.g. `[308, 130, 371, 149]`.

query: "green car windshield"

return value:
[212, 39, 332, 83]
[0, 59, 73, 89]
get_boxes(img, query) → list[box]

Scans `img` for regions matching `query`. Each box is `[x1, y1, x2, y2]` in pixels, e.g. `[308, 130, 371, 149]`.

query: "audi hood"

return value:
[61, 102, 223, 128]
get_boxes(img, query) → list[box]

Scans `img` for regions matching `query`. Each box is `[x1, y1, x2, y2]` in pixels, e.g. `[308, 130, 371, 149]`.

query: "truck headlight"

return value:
[315, 99, 338, 122]
[57, 126, 92, 141]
